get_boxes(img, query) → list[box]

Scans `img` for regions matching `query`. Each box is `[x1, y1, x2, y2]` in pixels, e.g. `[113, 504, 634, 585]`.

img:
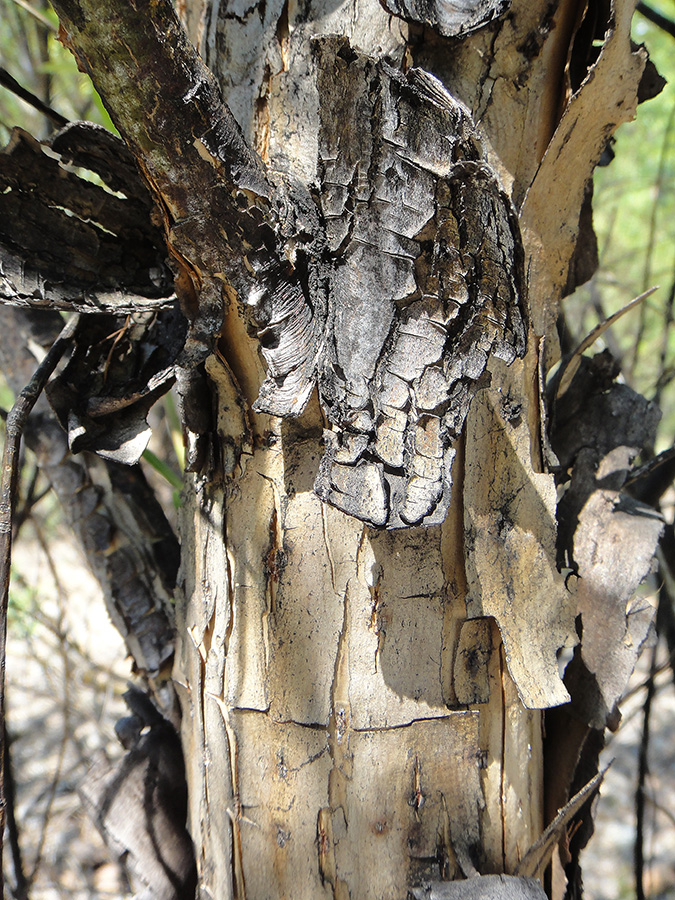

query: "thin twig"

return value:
[635, 642, 658, 900]
[624, 444, 675, 491]
[26, 523, 71, 887]
[13, 600, 128, 689]
[0, 313, 79, 895]
[12, 463, 42, 539]
[637, 2, 675, 39]
[619, 653, 673, 704]
[555, 286, 658, 400]
[0, 67, 67, 128]
[649, 794, 675, 832]
[3, 729, 29, 900]
[589, 281, 623, 364]
[7, 0, 57, 31]
[654, 272, 675, 408]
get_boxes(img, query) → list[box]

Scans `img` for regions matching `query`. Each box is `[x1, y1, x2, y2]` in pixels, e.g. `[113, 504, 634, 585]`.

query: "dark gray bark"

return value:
[0, 308, 179, 688]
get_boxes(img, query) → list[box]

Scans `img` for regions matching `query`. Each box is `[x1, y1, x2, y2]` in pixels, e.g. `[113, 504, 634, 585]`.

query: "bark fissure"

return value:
[499, 647, 508, 872]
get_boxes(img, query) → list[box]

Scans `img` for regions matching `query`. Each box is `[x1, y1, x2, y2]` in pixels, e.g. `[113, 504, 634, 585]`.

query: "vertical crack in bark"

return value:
[321, 500, 338, 595]
[221, 710, 246, 900]
[379, 0, 511, 38]
[224, 547, 237, 664]
[218, 498, 244, 894]
[254, 63, 272, 166]
[322, 526, 370, 894]
[275, 0, 290, 72]
[367, 567, 384, 675]
[499, 645, 508, 871]
[474, 19, 504, 123]
[261, 491, 283, 671]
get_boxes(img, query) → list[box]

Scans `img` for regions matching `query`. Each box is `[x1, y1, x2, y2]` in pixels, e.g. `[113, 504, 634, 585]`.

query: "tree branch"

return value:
[0, 308, 180, 697]
[0, 244, 178, 315]
[50, 0, 284, 362]
[637, 3, 675, 40]
[0, 66, 68, 128]
[635, 643, 658, 900]
[1, 123, 178, 317]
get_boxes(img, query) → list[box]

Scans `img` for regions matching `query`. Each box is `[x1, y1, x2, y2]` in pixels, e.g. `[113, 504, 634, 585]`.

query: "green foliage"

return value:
[0, 0, 113, 144]
[142, 448, 184, 509]
[8, 575, 40, 634]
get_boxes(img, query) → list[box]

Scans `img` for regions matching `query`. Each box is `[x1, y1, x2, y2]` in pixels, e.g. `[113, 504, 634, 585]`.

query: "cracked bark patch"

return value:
[251, 37, 527, 528]
[378, 0, 511, 38]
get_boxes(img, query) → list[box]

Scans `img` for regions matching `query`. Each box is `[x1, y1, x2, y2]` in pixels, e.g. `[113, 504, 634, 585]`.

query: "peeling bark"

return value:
[0, 124, 176, 314]
[309, 40, 527, 528]
[412, 874, 547, 899]
[0, 308, 179, 692]
[79, 688, 196, 900]
[379, 0, 511, 38]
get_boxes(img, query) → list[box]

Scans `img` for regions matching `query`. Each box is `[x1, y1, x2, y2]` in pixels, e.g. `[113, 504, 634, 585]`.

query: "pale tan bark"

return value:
[170, 0, 648, 897]
[176, 442, 544, 898]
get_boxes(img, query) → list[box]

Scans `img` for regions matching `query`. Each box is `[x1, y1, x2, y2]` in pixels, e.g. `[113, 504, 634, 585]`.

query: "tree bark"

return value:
[4, 0, 658, 897]
[168, 1, 646, 897]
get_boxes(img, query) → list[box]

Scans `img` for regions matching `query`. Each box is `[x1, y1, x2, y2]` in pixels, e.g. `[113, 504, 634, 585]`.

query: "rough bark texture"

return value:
[0, 123, 177, 314]
[0, 0, 661, 898]
[172, 0, 648, 897]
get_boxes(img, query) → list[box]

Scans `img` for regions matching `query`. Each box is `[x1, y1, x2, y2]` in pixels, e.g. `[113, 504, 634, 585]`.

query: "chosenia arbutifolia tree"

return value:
[0, 0, 667, 897]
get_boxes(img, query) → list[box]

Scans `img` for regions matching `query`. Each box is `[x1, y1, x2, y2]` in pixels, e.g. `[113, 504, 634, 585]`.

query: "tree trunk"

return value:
[165, 1, 646, 897]
[1, 0, 658, 897]
[177, 431, 544, 898]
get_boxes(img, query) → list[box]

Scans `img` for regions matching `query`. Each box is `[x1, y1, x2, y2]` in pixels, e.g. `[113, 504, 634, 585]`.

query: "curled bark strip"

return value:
[0, 243, 179, 316]
[50, 0, 285, 363]
[43, 1, 527, 530]
[378, 0, 511, 38]
[552, 351, 663, 728]
[47, 308, 187, 465]
[0, 126, 175, 306]
[79, 687, 196, 900]
[0, 307, 179, 694]
[412, 874, 547, 899]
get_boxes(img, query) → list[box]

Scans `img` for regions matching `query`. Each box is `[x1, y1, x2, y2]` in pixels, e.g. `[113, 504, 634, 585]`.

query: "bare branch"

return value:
[3, 731, 29, 900]
[0, 243, 178, 315]
[0, 67, 67, 127]
[0, 307, 180, 696]
[1, 125, 177, 317]
[637, 3, 675, 40]
[51, 0, 284, 362]
[635, 643, 658, 900]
